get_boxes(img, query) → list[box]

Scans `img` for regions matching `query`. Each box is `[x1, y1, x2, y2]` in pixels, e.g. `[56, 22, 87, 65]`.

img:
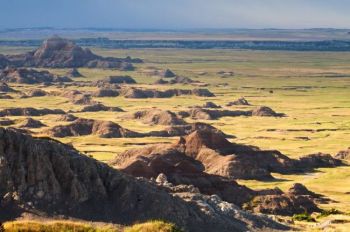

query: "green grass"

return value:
[124, 220, 182, 232]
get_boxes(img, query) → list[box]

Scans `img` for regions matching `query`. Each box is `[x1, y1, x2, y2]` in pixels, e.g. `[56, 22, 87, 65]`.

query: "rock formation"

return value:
[0, 127, 288, 231]
[94, 76, 137, 86]
[0, 107, 65, 117]
[226, 97, 250, 106]
[251, 106, 285, 117]
[46, 118, 141, 138]
[119, 87, 215, 98]
[160, 69, 176, 78]
[0, 68, 72, 84]
[123, 109, 186, 126]
[4, 36, 141, 70]
[81, 103, 124, 112]
[19, 118, 46, 128]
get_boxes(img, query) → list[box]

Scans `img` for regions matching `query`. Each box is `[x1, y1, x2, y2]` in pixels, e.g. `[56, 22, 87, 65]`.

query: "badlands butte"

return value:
[0, 36, 350, 231]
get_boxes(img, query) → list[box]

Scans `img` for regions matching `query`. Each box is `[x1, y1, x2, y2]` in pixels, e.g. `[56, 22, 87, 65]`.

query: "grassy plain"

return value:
[1, 48, 350, 230]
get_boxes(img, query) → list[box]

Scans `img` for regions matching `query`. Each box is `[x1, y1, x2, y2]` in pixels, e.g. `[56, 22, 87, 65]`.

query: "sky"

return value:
[0, 0, 350, 29]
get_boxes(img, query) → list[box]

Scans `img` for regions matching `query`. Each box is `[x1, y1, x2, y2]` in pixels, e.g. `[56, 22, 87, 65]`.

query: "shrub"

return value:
[292, 213, 316, 222]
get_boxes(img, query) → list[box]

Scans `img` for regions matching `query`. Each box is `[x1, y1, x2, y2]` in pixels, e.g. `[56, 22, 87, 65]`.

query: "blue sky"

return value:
[0, 0, 349, 29]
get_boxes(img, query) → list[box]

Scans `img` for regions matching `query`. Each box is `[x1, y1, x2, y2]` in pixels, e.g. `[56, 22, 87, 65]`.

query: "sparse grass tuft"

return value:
[3, 220, 119, 232]
[293, 213, 316, 222]
[124, 220, 183, 232]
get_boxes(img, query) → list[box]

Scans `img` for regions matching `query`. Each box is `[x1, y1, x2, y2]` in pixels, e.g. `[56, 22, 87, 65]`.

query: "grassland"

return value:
[1, 48, 350, 230]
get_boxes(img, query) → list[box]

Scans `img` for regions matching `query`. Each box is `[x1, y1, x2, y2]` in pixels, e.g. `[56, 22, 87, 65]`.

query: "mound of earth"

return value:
[202, 102, 221, 108]
[124, 109, 186, 126]
[0, 118, 14, 126]
[0, 82, 16, 93]
[296, 153, 343, 168]
[55, 114, 78, 122]
[335, 148, 350, 160]
[111, 147, 255, 207]
[227, 97, 250, 106]
[46, 118, 141, 138]
[5, 36, 140, 70]
[160, 69, 176, 78]
[251, 106, 285, 117]
[180, 107, 250, 120]
[154, 79, 169, 85]
[244, 193, 320, 216]
[25, 89, 47, 97]
[0, 68, 72, 84]
[0, 107, 65, 117]
[146, 122, 232, 138]
[0, 127, 288, 231]
[119, 87, 215, 98]
[81, 103, 124, 112]
[94, 76, 136, 86]
[67, 68, 83, 77]
[115, 128, 342, 181]
[70, 94, 95, 105]
[19, 118, 46, 128]
[92, 89, 119, 97]
[170, 76, 197, 84]
[111, 131, 323, 216]
[217, 71, 234, 77]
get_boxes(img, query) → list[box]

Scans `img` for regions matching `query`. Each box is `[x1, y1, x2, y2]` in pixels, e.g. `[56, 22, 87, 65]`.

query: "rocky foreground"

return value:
[0, 127, 289, 232]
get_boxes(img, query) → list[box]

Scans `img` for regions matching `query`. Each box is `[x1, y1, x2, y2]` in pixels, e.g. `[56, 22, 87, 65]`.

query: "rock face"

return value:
[124, 109, 186, 126]
[0, 118, 14, 126]
[0, 55, 10, 69]
[0, 68, 72, 84]
[0, 127, 288, 231]
[0, 107, 65, 117]
[81, 103, 124, 113]
[154, 79, 169, 85]
[169, 76, 197, 84]
[119, 87, 215, 98]
[46, 118, 141, 138]
[226, 97, 250, 106]
[5, 36, 140, 70]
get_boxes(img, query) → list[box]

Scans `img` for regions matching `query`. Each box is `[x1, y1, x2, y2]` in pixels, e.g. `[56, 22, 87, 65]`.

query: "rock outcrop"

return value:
[92, 89, 120, 97]
[226, 97, 250, 106]
[119, 87, 215, 98]
[94, 76, 137, 86]
[0, 127, 289, 231]
[160, 69, 176, 78]
[0, 68, 72, 84]
[4, 36, 141, 70]
[46, 118, 141, 138]
[0, 107, 65, 117]
[123, 109, 186, 126]
[81, 103, 124, 113]
[18, 118, 46, 128]
[251, 106, 285, 117]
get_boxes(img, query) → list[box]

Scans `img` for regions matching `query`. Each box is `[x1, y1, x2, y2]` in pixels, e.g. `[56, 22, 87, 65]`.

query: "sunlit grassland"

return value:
[1, 48, 350, 229]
